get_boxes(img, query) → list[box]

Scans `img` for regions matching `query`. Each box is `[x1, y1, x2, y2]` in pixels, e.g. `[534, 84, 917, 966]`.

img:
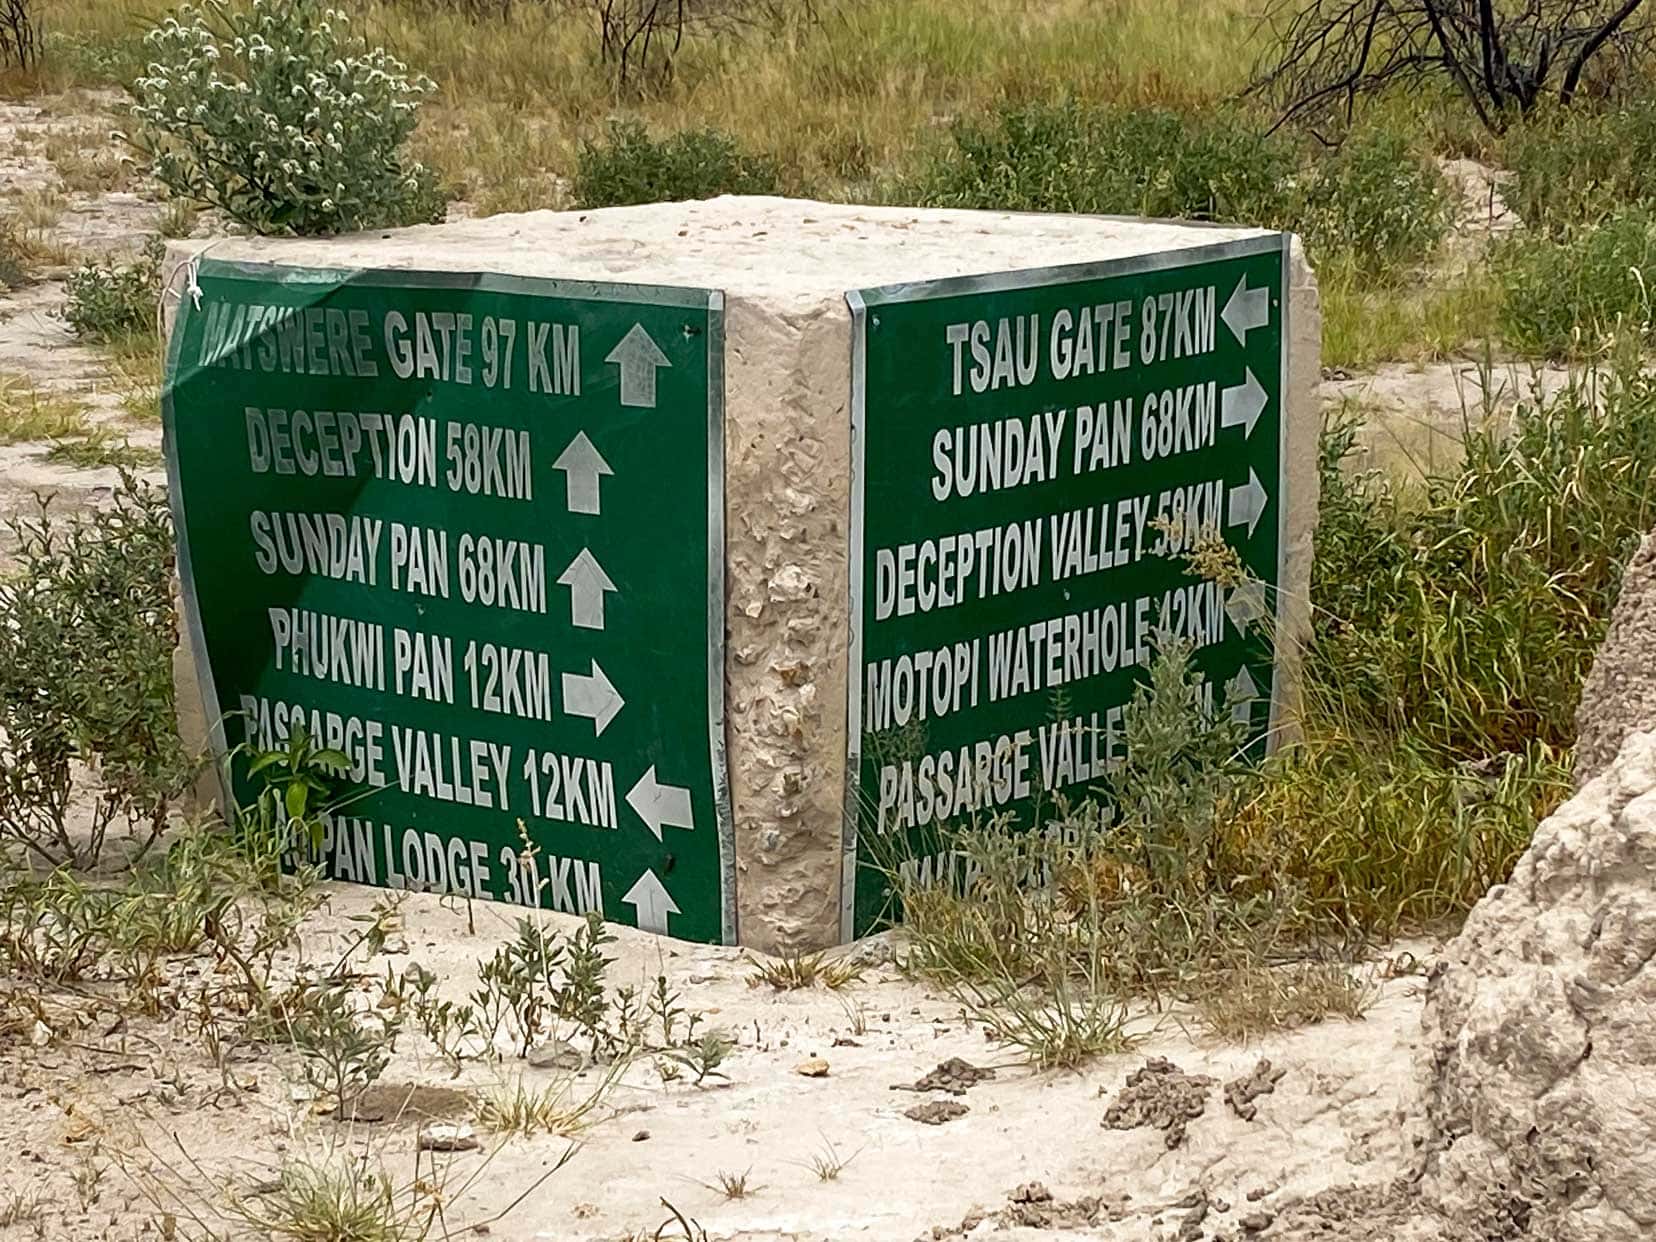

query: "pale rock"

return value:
[1418, 728, 1656, 1241]
[768, 564, 814, 602]
[1575, 531, 1656, 787]
[418, 1122, 479, 1152]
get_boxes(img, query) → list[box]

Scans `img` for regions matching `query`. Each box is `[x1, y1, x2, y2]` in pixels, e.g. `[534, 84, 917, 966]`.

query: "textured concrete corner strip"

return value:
[164, 196, 1321, 950]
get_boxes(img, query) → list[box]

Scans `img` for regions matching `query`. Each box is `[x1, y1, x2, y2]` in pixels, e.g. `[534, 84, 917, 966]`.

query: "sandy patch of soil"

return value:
[0, 886, 1452, 1242]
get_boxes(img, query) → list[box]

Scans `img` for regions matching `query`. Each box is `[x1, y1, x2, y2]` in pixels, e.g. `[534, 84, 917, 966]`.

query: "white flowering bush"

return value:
[129, 0, 445, 236]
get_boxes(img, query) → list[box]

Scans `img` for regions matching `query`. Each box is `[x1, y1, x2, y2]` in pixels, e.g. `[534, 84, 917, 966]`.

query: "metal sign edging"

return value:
[840, 288, 870, 945]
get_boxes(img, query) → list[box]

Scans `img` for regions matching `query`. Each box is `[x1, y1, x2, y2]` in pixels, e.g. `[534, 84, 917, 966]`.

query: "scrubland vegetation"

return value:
[3, 0, 1656, 1225]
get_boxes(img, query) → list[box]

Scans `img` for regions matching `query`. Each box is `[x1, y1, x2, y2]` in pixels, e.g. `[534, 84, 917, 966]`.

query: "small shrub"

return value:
[0, 217, 36, 290]
[573, 119, 782, 208]
[744, 949, 863, 991]
[1193, 961, 1374, 1040]
[0, 475, 192, 868]
[62, 239, 163, 342]
[1292, 128, 1454, 274]
[900, 99, 1296, 227]
[130, 0, 446, 236]
[1504, 104, 1656, 235]
[1494, 210, 1656, 356]
[287, 976, 404, 1115]
[1304, 375, 1656, 757]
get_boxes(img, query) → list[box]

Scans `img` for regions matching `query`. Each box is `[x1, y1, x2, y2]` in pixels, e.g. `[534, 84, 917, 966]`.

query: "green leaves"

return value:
[573, 119, 782, 209]
[129, 0, 446, 236]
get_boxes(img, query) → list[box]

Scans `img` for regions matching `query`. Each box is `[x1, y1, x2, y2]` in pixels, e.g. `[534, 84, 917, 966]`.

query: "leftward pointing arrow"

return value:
[1226, 467, 1269, 539]
[553, 432, 613, 516]
[1222, 274, 1270, 346]
[1221, 368, 1267, 438]
[606, 323, 670, 409]
[626, 766, 695, 840]
[1226, 665, 1260, 726]
[557, 548, 617, 630]
[562, 660, 624, 737]
[623, 869, 680, 936]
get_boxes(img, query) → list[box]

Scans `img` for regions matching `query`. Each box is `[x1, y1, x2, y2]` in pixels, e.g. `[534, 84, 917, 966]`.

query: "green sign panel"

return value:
[844, 236, 1289, 939]
[165, 260, 733, 943]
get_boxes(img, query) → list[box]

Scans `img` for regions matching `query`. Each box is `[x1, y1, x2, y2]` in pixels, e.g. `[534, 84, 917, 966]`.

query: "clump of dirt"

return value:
[905, 1099, 969, 1125]
[891, 1056, 995, 1096]
[1573, 530, 1656, 786]
[1101, 1057, 1216, 1149]
[1225, 1059, 1287, 1121]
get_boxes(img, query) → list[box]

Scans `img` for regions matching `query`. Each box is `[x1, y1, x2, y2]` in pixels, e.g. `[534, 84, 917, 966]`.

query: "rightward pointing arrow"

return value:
[1221, 274, 1270, 346]
[553, 432, 613, 516]
[1221, 368, 1268, 438]
[605, 323, 670, 409]
[1226, 665, 1260, 726]
[562, 660, 624, 737]
[626, 765, 695, 840]
[623, 869, 680, 935]
[557, 548, 617, 631]
[1227, 467, 1269, 539]
[1225, 579, 1267, 637]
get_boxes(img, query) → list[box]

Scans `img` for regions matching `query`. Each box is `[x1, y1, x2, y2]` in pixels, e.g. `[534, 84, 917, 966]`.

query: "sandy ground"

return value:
[0, 885, 1440, 1242]
[0, 94, 1534, 1242]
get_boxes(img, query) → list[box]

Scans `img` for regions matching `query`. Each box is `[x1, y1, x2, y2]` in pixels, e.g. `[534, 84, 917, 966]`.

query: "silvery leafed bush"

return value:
[129, 0, 446, 236]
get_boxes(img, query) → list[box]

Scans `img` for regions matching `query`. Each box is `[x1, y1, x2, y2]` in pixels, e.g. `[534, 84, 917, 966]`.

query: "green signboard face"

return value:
[165, 260, 733, 943]
[844, 236, 1289, 939]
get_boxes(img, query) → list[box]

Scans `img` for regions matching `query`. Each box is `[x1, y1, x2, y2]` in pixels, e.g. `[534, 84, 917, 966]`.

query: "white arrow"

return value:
[1221, 274, 1270, 346]
[1226, 467, 1269, 539]
[1226, 665, 1260, 726]
[553, 432, 613, 516]
[623, 869, 680, 935]
[626, 765, 695, 840]
[1221, 368, 1267, 438]
[605, 323, 670, 409]
[561, 660, 624, 737]
[557, 548, 616, 630]
[1225, 579, 1266, 637]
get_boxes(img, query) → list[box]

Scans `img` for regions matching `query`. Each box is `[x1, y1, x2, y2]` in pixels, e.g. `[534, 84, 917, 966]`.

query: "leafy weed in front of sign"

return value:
[0, 474, 191, 869]
[62, 238, 162, 343]
[129, 0, 446, 236]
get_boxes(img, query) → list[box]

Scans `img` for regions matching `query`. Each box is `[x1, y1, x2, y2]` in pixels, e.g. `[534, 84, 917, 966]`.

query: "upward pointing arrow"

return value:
[557, 548, 617, 630]
[623, 869, 680, 936]
[1221, 274, 1270, 346]
[626, 765, 695, 840]
[1226, 665, 1260, 726]
[561, 660, 624, 737]
[605, 323, 670, 409]
[553, 432, 613, 516]
[1225, 579, 1267, 637]
[1226, 467, 1269, 539]
[1221, 368, 1268, 438]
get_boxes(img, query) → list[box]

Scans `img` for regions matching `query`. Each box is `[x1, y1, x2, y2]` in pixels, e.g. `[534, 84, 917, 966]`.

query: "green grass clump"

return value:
[62, 240, 162, 344]
[1292, 128, 1454, 274]
[898, 98, 1295, 225]
[1494, 210, 1656, 357]
[0, 373, 89, 443]
[1503, 104, 1656, 235]
[1307, 375, 1655, 758]
[572, 120, 783, 209]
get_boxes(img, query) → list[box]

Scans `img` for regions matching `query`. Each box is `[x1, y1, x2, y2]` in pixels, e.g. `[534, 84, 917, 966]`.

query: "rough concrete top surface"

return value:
[173, 196, 1277, 306]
